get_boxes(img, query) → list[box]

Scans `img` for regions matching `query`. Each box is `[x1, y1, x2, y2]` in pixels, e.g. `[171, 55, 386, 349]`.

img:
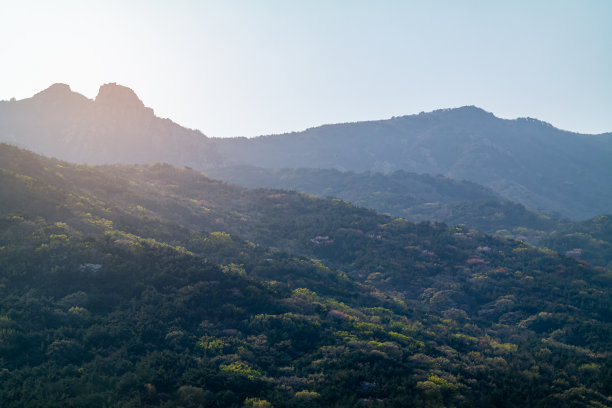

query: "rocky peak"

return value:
[32, 83, 80, 102]
[95, 83, 146, 112]
[431, 106, 493, 118]
[35, 82, 71, 95]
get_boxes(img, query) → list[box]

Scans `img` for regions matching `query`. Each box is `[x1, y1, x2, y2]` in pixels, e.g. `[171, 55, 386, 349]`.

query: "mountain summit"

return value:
[31, 82, 147, 112]
[95, 82, 147, 112]
[213, 108, 612, 219]
[0, 83, 220, 168]
[31, 83, 90, 106]
[32, 83, 73, 99]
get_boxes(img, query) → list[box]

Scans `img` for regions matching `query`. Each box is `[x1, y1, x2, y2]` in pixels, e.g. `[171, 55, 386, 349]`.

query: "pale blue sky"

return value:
[1, 0, 611, 137]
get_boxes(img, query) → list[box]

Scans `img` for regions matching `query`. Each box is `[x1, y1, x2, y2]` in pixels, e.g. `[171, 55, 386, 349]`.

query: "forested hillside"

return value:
[540, 215, 612, 270]
[205, 166, 612, 269]
[205, 166, 563, 243]
[1, 144, 610, 407]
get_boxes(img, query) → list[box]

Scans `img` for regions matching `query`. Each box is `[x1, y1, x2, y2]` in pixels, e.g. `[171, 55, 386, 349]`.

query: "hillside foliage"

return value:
[0, 144, 610, 407]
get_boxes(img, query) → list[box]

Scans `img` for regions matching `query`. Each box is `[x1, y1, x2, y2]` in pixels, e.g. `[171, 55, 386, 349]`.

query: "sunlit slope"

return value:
[205, 165, 564, 242]
[0, 143, 610, 406]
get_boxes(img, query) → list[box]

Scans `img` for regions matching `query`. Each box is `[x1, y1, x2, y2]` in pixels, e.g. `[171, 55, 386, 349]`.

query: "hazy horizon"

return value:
[11, 82, 612, 139]
[1, 1, 611, 137]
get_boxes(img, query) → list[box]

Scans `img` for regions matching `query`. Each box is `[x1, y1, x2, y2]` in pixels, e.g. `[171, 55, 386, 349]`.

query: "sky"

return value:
[1, 0, 611, 137]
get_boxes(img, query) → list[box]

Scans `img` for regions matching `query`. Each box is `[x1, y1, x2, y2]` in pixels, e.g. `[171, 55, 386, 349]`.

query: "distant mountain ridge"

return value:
[1, 83, 611, 220]
[214, 106, 612, 220]
[205, 165, 563, 242]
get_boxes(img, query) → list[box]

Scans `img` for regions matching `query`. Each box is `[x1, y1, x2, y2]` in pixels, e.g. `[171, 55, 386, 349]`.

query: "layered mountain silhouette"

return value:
[0, 83, 221, 167]
[1, 83, 611, 219]
[214, 108, 612, 220]
[205, 165, 563, 242]
[1, 82, 612, 406]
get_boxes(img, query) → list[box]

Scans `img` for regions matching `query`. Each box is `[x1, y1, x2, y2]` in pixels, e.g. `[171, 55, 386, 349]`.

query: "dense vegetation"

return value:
[205, 166, 562, 243]
[204, 166, 612, 270]
[540, 216, 612, 270]
[1, 144, 611, 407]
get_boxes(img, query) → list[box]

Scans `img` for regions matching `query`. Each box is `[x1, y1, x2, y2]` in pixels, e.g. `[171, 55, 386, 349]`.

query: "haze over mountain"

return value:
[204, 167, 612, 269]
[205, 166, 563, 242]
[0, 83, 220, 168]
[214, 108, 612, 220]
[1, 83, 611, 220]
[2, 1, 611, 405]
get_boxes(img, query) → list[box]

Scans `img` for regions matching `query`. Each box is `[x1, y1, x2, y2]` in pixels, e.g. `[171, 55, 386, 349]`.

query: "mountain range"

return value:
[1, 82, 611, 406]
[212, 108, 612, 220]
[2, 83, 611, 220]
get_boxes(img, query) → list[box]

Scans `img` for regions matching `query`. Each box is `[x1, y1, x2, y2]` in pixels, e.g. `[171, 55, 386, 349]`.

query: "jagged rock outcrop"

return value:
[95, 83, 153, 117]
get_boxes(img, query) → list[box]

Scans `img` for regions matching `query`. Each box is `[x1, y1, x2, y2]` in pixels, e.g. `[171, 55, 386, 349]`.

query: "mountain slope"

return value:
[540, 215, 612, 269]
[205, 165, 563, 242]
[2, 85, 611, 219]
[213, 107, 612, 220]
[1, 143, 610, 407]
